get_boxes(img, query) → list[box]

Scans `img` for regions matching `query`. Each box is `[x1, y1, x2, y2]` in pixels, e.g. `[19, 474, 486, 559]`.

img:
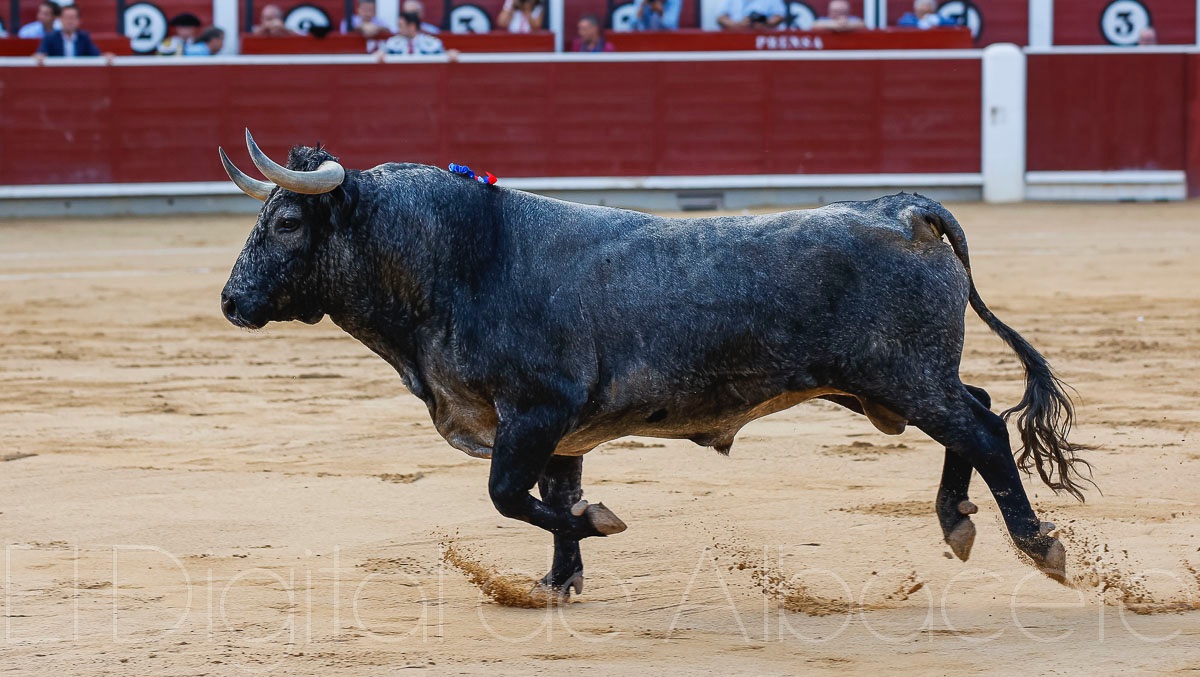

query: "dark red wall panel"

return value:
[885, 0, 1028, 46]
[1189, 55, 1200, 197]
[1026, 53, 1186, 171]
[0, 58, 981, 186]
[1054, 0, 1195, 45]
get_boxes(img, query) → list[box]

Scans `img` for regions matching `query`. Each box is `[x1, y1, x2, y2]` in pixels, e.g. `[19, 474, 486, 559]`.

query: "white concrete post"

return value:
[212, 0, 238, 54]
[1028, 0, 1053, 47]
[376, 0, 398, 32]
[864, 0, 877, 30]
[877, 0, 888, 28]
[981, 43, 1026, 203]
[1196, 0, 1200, 44]
[549, 0, 564, 52]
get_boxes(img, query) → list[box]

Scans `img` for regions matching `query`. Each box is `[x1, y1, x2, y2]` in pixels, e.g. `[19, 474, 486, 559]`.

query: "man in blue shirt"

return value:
[634, 0, 682, 31]
[184, 27, 225, 55]
[717, 0, 786, 30]
[897, 0, 948, 28]
[19, 1, 62, 39]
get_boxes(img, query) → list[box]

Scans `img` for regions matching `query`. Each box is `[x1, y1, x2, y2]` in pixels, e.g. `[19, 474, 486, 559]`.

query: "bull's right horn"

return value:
[219, 147, 274, 201]
[245, 129, 345, 195]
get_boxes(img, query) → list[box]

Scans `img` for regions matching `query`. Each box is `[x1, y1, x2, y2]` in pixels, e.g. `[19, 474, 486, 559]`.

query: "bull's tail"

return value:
[923, 202, 1095, 501]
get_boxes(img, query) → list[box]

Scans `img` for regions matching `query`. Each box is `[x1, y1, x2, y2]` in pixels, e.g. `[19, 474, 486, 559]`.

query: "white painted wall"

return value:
[377, 0, 398, 32]
[1028, 0, 1053, 48]
[981, 43, 1026, 202]
[549, 0, 564, 52]
[212, 0, 238, 54]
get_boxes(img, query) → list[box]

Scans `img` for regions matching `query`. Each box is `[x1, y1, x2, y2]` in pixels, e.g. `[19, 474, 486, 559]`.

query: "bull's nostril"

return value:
[221, 295, 238, 319]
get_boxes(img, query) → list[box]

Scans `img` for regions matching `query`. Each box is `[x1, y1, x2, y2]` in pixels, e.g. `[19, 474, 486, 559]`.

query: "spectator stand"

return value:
[2, 0, 1200, 216]
[7, 0, 1198, 54]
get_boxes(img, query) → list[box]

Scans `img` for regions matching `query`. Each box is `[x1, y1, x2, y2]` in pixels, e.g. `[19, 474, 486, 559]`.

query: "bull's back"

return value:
[567, 196, 964, 363]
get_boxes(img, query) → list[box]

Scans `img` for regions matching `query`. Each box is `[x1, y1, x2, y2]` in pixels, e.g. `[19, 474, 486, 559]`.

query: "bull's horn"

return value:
[245, 129, 345, 195]
[219, 147, 274, 201]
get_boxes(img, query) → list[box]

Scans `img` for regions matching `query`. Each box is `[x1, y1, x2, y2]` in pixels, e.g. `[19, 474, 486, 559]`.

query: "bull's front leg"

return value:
[487, 409, 627, 595]
[534, 455, 586, 598]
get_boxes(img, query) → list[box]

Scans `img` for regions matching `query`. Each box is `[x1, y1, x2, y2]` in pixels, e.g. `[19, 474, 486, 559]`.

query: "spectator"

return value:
[897, 0, 947, 28]
[498, 0, 543, 33]
[342, 0, 391, 38]
[253, 4, 293, 35]
[157, 12, 201, 56]
[1138, 26, 1157, 45]
[184, 27, 224, 55]
[18, 0, 62, 39]
[635, 0, 682, 31]
[254, 4, 300, 36]
[376, 11, 450, 56]
[717, 0, 785, 31]
[34, 5, 103, 62]
[812, 0, 864, 30]
[402, 0, 440, 34]
[572, 14, 614, 52]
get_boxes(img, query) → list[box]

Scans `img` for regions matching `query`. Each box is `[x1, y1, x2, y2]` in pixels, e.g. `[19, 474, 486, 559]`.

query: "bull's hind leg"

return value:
[915, 386, 1066, 581]
[936, 384, 990, 561]
[534, 455, 586, 598]
[938, 449, 978, 561]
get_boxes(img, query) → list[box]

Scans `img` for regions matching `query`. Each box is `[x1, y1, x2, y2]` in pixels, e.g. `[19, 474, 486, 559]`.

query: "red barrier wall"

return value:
[0, 34, 134, 55]
[0, 58, 981, 185]
[1189, 54, 1200, 197]
[238, 31, 554, 53]
[1026, 53, 1187, 172]
[607, 27, 972, 51]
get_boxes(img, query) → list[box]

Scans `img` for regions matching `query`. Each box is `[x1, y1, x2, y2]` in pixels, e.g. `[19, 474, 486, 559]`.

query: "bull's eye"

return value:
[275, 218, 301, 234]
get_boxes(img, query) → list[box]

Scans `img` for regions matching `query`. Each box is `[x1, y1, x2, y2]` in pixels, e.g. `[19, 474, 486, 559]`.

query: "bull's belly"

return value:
[552, 387, 841, 456]
[433, 386, 909, 460]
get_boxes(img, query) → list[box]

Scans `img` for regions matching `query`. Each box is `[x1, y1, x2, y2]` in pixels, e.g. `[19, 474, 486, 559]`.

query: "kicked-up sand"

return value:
[1, 202, 1198, 675]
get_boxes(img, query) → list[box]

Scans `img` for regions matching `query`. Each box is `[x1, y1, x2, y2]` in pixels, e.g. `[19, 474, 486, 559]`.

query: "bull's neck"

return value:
[323, 168, 505, 399]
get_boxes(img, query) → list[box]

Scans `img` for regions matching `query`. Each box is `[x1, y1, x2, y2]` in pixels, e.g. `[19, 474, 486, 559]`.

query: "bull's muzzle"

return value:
[220, 291, 268, 330]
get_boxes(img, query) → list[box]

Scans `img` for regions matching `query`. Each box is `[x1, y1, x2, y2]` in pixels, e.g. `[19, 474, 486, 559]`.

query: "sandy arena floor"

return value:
[1, 202, 1198, 675]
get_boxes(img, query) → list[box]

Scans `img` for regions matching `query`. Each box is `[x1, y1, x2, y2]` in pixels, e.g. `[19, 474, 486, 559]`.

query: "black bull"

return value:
[218, 138, 1092, 597]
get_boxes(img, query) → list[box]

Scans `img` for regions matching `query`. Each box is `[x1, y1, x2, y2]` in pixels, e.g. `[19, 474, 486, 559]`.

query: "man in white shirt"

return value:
[717, 0, 786, 30]
[376, 11, 450, 57]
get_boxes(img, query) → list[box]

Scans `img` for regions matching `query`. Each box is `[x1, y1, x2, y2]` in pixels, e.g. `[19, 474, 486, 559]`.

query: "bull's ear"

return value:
[323, 175, 361, 231]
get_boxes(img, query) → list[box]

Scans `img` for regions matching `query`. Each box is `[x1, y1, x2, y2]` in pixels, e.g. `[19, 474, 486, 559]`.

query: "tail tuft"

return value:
[922, 201, 1096, 501]
[990, 321, 1097, 502]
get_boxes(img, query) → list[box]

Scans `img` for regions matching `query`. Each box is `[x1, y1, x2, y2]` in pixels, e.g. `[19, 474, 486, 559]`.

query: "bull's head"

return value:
[219, 130, 346, 330]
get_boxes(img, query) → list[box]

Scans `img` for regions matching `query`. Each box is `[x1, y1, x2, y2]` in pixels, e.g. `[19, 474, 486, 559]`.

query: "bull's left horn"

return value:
[245, 129, 345, 195]
[219, 147, 274, 201]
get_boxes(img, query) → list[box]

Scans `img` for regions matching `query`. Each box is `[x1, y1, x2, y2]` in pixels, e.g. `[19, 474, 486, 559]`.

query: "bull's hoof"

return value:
[530, 570, 583, 604]
[1017, 531, 1068, 584]
[571, 500, 627, 535]
[957, 500, 978, 516]
[945, 518, 976, 561]
[1039, 539, 1068, 584]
